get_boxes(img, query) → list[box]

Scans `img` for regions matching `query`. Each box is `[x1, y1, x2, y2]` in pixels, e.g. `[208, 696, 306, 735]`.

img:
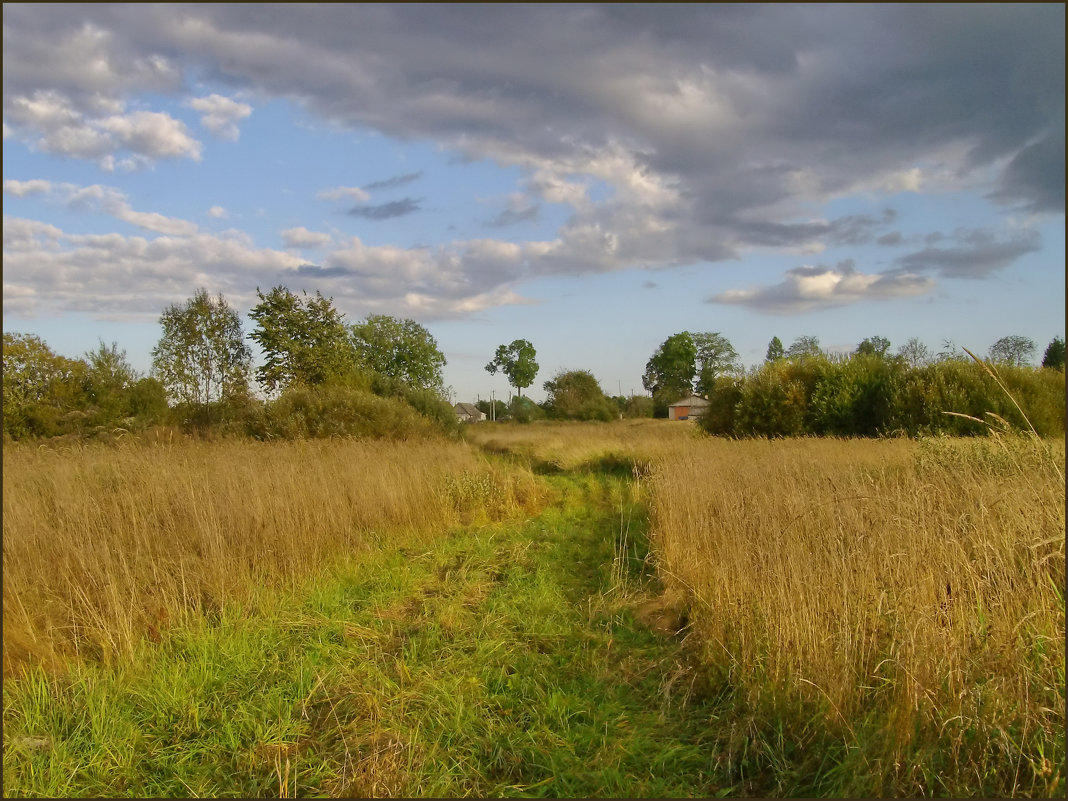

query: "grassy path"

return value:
[4, 471, 727, 797]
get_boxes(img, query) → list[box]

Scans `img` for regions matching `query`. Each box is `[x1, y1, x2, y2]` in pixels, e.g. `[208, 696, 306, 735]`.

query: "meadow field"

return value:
[3, 421, 1064, 796]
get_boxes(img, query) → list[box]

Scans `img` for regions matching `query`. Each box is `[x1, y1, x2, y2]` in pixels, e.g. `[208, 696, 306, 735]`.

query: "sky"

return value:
[3, 4, 1064, 404]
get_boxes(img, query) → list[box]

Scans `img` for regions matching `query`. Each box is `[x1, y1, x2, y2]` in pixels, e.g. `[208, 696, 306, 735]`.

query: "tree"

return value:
[350, 315, 447, 393]
[936, 339, 967, 363]
[84, 340, 138, 424]
[3, 332, 90, 438]
[248, 286, 356, 395]
[475, 398, 508, 421]
[507, 395, 544, 423]
[785, 335, 823, 361]
[642, 332, 697, 402]
[765, 336, 785, 363]
[693, 331, 741, 394]
[543, 369, 616, 421]
[152, 288, 251, 405]
[1041, 336, 1065, 370]
[988, 335, 1036, 367]
[485, 339, 539, 397]
[897, 337, 932, 369]
[855, 336, 891, 357]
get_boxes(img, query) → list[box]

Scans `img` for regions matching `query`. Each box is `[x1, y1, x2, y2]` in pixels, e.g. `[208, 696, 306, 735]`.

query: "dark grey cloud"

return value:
[295, 263, 352, 278]
[363, 171, 423, 192]
[2, 4, 1062, 319]
[896, 229, 1041, 279]
[485, 203, 539, 228]
[347, 198, 421, 220]
[989, 123, 1066, 212]
[877, 232, 904, 247]
[5, 4, 1061, 217]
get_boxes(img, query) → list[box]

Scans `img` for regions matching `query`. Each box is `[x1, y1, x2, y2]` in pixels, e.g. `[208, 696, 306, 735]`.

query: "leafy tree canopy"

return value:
[765, 336, 785, 363]
[855, 335, 891, 357]
[988, 335, 1036, 367]
[351, 314, 447, 393]
[785, 335, 823, 361]
[642, 332, 697, 403]
[152, 288, 252, 405]
[485, 339, 539, 396]
[1042, 336, 1065, 370]
[248, 286, 356, 395]
[3, 332, 91, 437]
[543, 369, 616, 421]
[897, 337, 932, 368]
[693, 331, 741, 394]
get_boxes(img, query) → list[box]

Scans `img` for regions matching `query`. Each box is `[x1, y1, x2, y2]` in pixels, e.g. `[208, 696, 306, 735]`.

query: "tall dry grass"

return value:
[3, 436, 539, 675]
[464, 418, 701, 472]
[647, 434, 1065, 792]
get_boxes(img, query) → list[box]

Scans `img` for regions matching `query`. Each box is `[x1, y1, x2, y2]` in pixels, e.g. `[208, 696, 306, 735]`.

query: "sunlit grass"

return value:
[646, 434, 1065, 795]
[2, 436, 540, 674]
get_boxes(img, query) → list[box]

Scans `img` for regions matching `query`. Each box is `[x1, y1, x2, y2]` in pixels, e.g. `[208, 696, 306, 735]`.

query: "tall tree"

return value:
[693, 331, 741, 394]
[765, 336, 785, 363]
[543, 369, 616, 421]
[152, 288, 251, 405]
[855, 336, 891, 357]
[2, 332, 90, 438]
[642, 332, 697, 402]
[485, 339, 539, 397]
[988, 335, 1036, 367]
[1041, 336, 1065, 370]
[350, 314, 447, 393]
[84, 340, 138, 424]
[785, 335, 823, 361]
[248, 286, 355, 394]
[897, 337, 932, 368]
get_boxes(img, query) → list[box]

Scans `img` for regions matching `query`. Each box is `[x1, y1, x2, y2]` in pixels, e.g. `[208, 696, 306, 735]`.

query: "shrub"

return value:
[246, 384, 436, 440]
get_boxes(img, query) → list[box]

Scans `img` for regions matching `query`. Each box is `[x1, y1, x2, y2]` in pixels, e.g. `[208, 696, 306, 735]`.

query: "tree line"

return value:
[3, 286, 457, 441]
[3, 289, 1064, 440]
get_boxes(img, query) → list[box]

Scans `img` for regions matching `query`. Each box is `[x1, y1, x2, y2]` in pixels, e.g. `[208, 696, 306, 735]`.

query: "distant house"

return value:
[667, 394, 710, 421]
[454, 402, 487, 423]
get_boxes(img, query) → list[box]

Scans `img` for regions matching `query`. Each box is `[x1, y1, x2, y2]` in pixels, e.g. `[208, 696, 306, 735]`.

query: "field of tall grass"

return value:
[4, 414, 1063, 795]
[463, 417, 701, 473]
[646, 433, 1065, 795]
[2, 434, 540, 676]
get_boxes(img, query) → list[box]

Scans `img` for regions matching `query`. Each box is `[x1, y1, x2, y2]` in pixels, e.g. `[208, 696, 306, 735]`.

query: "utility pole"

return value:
[490, 390, 495, 422]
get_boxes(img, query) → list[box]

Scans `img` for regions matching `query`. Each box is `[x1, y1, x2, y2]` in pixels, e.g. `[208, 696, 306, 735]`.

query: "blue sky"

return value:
[3, 5, 1064, 403]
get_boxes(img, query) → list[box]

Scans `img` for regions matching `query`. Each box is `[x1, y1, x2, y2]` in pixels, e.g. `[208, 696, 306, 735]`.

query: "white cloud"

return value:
[5, 90, 202, 166]
[186, 93, 253, 140]
[3, 179, 53, 197]
[281, 227, 332, 249]
[96, 110, 202, 160]
[317, 185, 371, 202]
[208, 205, 229, 219]
[709, 262, 935, 314]
[2, 216, 305, 318]
[4, 181, 200, 236]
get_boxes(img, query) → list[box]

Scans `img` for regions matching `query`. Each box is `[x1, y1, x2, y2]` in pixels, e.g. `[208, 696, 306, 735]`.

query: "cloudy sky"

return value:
[4, 4, 1064, 402]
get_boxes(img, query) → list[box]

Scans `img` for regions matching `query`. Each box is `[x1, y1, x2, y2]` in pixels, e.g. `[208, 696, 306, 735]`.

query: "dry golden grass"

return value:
[647, 434, 1065, 782]
[2, 435, 540, 674]
[463, 418, 701, 471]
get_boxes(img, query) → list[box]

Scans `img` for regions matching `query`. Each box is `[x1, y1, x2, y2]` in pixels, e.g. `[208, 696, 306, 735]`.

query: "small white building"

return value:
[454, 402, 487, 423]
[667, 394, 710, 421]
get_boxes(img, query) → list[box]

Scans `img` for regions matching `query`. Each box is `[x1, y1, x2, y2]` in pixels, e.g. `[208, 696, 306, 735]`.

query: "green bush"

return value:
[246, 384, 437, 440]
[700, 354, 1064, 439]
[699, 376, 743, 436]
[808, 355, 905, 436]
[370, 374, 460, 436]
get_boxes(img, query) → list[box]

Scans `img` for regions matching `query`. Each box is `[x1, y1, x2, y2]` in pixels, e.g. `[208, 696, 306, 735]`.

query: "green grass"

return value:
[3, 473, 728, 798]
